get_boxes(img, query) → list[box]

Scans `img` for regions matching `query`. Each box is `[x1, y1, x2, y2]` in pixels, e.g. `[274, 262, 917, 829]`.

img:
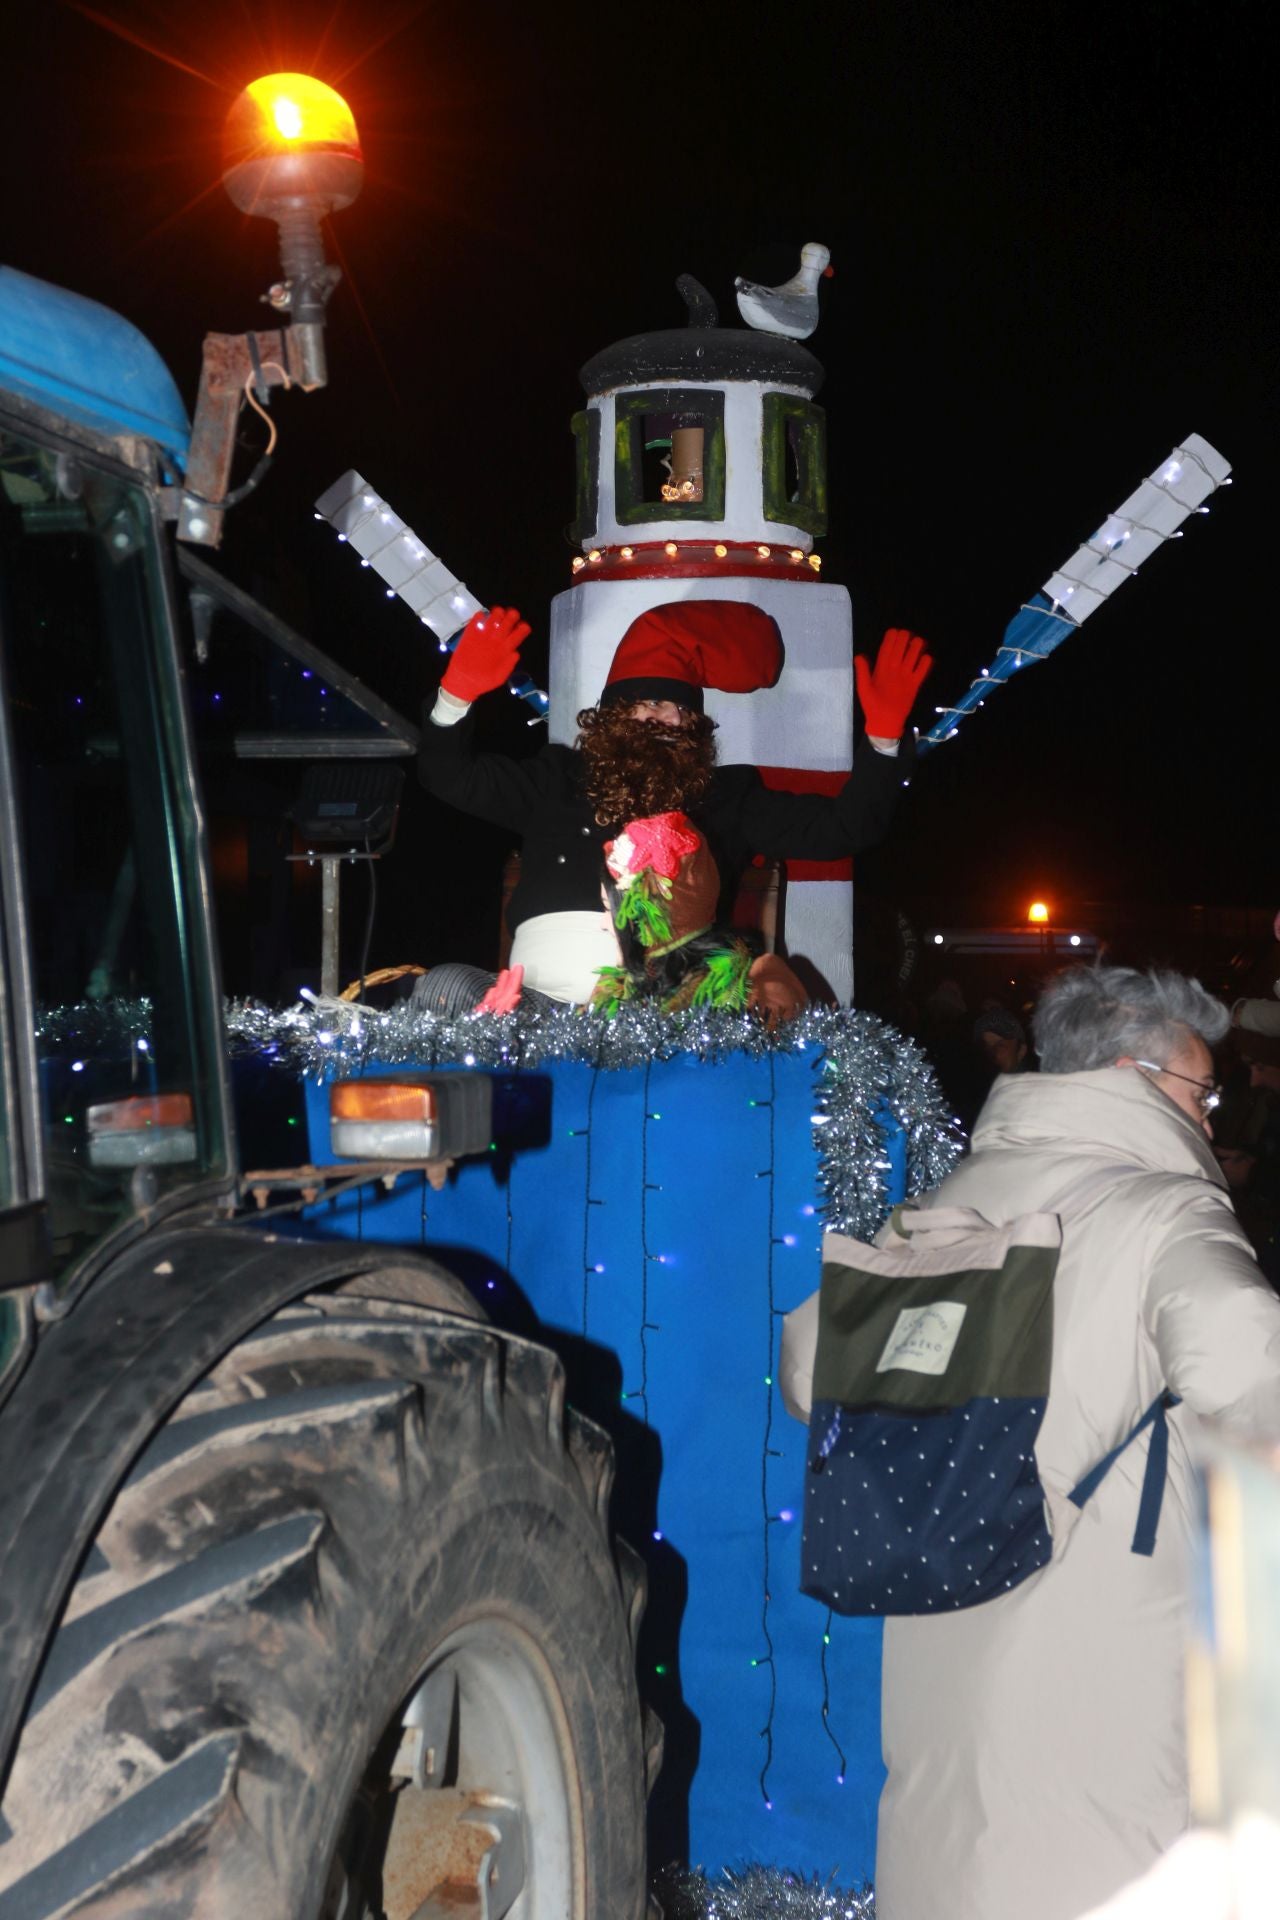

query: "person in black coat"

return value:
[418, 600, 931, 1011]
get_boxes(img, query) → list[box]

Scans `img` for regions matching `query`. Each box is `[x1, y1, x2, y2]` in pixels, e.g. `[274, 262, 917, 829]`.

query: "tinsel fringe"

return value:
[222, 996, 964, 1239]
[33, 996, 964, 1241]
[654, 1864, 875, 1919]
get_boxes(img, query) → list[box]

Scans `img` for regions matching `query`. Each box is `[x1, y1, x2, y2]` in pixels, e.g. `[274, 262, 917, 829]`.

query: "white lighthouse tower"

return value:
[547, 262, 859, 1003]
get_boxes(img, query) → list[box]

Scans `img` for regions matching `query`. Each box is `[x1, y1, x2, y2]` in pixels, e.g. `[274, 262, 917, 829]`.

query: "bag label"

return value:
[876, 1301, 967, 1376]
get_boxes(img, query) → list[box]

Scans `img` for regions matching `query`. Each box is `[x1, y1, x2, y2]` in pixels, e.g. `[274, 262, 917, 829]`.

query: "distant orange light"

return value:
[1027, 901, 1050, 924]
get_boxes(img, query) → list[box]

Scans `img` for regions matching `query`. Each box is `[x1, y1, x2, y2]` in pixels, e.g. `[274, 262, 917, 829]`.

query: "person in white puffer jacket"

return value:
[876, 965, 1280, 1920]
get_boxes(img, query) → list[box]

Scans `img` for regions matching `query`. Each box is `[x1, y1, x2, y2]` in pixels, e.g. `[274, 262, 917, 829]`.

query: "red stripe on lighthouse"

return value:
[755, 767, 854, 883]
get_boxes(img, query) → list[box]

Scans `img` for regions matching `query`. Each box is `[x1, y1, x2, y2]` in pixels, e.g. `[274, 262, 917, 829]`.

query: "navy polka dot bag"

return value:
[781, 1204, 1178, 1616]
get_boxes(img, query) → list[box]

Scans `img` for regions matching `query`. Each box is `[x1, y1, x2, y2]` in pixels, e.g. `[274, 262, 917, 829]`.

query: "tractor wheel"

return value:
[0, 1288, 652, 1918]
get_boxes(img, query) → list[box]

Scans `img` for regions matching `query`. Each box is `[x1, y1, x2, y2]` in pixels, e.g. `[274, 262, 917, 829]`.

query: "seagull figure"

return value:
[734, 242, 832, 340]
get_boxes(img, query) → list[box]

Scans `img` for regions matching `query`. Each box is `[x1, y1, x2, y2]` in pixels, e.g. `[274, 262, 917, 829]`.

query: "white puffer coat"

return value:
[876, 1066, 1280, 1920]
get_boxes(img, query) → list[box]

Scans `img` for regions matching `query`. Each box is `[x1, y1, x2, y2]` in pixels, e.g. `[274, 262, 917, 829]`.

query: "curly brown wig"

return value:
[576, 705, 718, 830]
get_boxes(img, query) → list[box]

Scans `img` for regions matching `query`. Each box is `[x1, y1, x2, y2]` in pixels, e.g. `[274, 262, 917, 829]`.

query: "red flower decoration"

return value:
[611, 811, 702, 882]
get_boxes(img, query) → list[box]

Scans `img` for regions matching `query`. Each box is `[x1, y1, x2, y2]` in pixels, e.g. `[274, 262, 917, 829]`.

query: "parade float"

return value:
[287, 251, 965, 1896]
[286, 244, 1234, 1904]
[0, 48, 1241, 1913]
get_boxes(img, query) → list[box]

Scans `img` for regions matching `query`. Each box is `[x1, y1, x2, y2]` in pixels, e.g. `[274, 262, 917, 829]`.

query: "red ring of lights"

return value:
[570, 538, 820, 583]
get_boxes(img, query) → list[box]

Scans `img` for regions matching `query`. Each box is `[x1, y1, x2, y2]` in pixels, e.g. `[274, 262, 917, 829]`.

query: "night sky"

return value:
[3, 1, 1276, 993]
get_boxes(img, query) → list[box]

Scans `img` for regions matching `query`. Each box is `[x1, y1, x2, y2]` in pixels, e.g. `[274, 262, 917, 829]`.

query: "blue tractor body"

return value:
[0, 265, 190, 463]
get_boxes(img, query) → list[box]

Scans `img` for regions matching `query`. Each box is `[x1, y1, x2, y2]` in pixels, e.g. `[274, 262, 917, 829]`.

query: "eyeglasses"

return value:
[1133, 1060, 1222, 1115]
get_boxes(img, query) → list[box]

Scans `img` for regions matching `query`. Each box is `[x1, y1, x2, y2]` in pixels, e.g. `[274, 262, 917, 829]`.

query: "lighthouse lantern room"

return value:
[548, 260, 861, 1004]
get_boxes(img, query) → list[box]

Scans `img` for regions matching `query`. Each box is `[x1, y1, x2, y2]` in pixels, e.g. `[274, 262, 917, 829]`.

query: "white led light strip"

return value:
[314, 469, 485, 645]
[1042, 432, 1231, 623]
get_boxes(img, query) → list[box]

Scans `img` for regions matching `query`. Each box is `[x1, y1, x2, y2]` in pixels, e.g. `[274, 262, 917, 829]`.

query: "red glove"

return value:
[441, 605, 531, 704]
[854, 628, 933, 739]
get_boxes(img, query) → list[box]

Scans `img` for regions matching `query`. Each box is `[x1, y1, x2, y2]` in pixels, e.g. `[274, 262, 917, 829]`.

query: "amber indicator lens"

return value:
[87, 1093, 195, 1133]
[329, 1082, 438, 1124]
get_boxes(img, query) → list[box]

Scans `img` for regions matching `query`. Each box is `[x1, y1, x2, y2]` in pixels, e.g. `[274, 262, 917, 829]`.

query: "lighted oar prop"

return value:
[313, 470, 551, 723]
[918, 433, 1231, 753]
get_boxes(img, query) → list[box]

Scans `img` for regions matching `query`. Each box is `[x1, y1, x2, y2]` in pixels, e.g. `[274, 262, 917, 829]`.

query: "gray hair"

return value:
[1031, 965, 1229, 1074]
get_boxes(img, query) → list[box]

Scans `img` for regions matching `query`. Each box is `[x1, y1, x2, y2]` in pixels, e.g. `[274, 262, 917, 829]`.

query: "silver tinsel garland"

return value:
[34, 997, 154, 1051]
[33, 996, 963, 1239]
[653, 1865, 874, 1919]
[223, 998, 964, 1240]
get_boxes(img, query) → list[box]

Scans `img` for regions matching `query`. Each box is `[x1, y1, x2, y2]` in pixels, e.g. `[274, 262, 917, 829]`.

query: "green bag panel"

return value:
[811, 1240, 1057, 1411]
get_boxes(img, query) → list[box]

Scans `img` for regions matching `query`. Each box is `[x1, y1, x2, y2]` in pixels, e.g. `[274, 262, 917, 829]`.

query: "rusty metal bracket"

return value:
[238, 1159, 453, 1214]
[462, 1801, 526, 1920]
[177, 328, 299, 547]
[383, 1791, 526, 1920]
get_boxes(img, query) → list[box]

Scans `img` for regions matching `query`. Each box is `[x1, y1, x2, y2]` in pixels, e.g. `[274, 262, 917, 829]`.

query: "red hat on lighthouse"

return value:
[599, 601, 783, 715]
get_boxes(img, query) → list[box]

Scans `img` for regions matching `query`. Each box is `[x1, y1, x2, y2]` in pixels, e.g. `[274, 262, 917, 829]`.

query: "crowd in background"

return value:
[895, 927, 1280, 1291]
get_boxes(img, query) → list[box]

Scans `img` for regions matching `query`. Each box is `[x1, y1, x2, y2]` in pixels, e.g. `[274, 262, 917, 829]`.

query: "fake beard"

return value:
[577, 709, 717, 829]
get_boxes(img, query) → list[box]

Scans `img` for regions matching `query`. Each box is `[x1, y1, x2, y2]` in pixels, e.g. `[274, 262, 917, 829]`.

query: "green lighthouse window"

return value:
[614, 388, 726, 525]
[569, 408, 600, 545]
[762, 393, 828, 536]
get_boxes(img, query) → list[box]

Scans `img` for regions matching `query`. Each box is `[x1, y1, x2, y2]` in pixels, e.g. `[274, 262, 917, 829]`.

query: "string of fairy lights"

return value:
[753, 1052, 781, 1806]
[819, 1607, 848, 1785]
[569, 1045, 815, 1798]
[632, 1060, 662, 1424]
[574, 1059, 605, 1335]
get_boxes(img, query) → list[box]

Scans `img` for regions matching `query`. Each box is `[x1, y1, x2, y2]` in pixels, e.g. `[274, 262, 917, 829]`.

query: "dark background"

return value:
[3, 0, 1276, 999]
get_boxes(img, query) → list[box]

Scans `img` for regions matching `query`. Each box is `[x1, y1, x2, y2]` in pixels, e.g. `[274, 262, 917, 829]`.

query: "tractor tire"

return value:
[0, 1288, 651, 1919]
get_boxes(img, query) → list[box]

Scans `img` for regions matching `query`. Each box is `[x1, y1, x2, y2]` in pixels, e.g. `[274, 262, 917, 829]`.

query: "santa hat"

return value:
[599, 601, 783, 715]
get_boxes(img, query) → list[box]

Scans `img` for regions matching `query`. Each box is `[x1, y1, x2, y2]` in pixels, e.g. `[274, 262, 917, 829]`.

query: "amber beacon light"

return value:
[223, 73, 362, 212]
[177, 75, 365, 548]
[221, 74, 363, 386]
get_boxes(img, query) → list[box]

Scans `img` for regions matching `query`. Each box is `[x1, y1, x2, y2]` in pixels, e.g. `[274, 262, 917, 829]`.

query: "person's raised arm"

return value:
[854, 627, 933, 754]
[419, 606, 559, 832]
[731, 627, 932, 860]
[432, 605, 531, 713]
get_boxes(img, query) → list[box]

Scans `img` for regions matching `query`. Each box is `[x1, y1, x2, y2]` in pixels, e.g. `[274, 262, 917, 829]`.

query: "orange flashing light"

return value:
[1027, 901, 1050, 925]
[225, 73, 361, 169]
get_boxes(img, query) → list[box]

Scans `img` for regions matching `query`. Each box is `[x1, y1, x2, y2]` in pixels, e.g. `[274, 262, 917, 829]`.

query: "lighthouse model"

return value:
[547, 248, 861, 1003]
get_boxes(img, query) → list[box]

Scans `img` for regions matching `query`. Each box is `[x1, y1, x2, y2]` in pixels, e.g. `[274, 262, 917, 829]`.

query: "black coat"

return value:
[418, 706, 910, 933]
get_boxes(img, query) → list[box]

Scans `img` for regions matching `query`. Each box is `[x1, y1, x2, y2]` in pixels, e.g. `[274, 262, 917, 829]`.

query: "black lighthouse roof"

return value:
[579, 274, 824, 398]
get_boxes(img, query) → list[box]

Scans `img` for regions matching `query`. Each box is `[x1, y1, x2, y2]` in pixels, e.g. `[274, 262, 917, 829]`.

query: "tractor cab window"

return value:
[614, 387, 726, 525]
[762, 393, 827, 536]
[0, 422, 228, 1284]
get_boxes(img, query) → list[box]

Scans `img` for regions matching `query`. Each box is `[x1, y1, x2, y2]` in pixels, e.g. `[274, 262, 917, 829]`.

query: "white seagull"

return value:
[734, 242, 832, 340]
